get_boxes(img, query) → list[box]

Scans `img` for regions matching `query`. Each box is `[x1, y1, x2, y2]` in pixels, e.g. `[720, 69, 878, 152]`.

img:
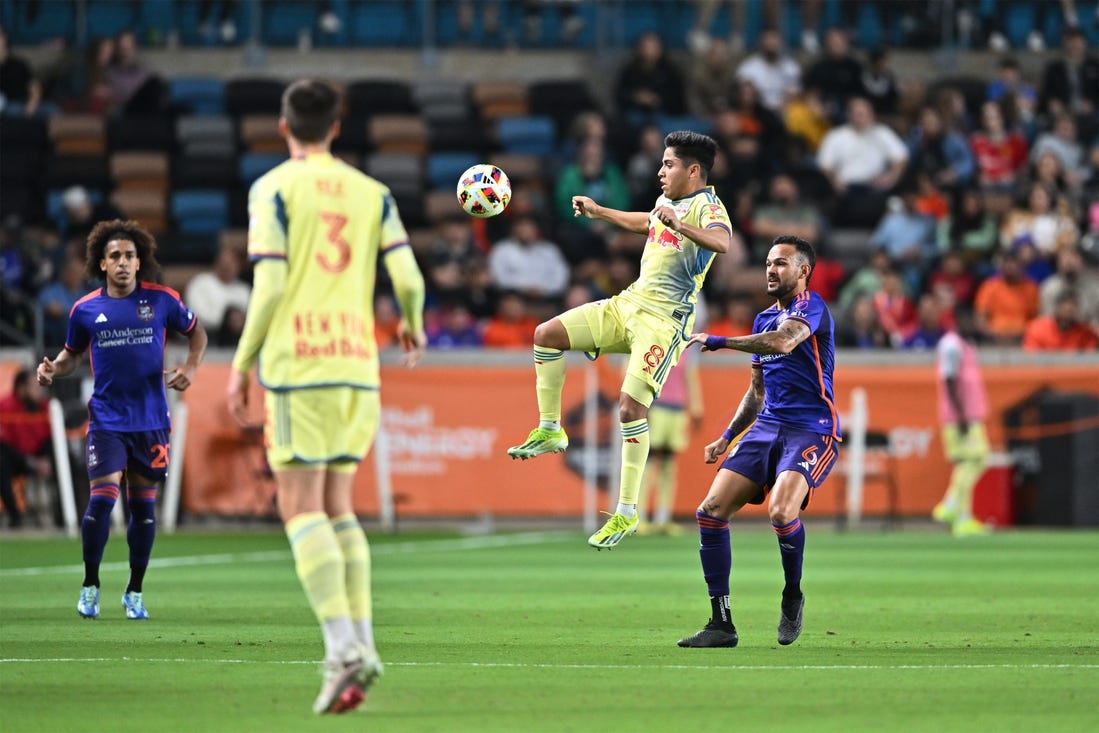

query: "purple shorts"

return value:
[720, 419, 839, 508]
[86, 429, 171, 482]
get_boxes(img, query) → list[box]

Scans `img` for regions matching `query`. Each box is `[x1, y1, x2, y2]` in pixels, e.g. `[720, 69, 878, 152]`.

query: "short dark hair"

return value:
[772, 235, 816, 286]
[84, 219, 161, 282]
[664, 130, 717, 180]
[281, 78, 341, 143]
[13, 367, 33, 392]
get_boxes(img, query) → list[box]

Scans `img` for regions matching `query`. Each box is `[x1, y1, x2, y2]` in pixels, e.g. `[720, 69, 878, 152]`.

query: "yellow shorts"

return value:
[264, 387, 380, 470]
[941, 422, 989, 463]
[558, 294, 690, 407]
[647, 405, 689, 452]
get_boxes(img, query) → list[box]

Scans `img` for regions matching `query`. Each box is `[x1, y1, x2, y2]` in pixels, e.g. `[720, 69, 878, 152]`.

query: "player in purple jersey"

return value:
[678, 235, 840, 649]
[36, 220, 207, 621]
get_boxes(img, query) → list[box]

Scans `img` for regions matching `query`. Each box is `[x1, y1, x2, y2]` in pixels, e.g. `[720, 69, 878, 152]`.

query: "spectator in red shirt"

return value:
[0, 368, 53, 528]
[928, 250, 979, 310]
[872, 267, 917, 346]
[1022, 291, 1099, 351]
[969, 100, 1027, 213]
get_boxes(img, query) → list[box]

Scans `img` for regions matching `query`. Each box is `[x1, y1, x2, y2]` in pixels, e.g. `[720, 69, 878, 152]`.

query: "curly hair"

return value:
[84, 219, 161, 282]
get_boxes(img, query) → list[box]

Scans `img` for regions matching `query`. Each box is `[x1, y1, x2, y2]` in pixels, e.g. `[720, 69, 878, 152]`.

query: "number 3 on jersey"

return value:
[317, 212, 351, 273]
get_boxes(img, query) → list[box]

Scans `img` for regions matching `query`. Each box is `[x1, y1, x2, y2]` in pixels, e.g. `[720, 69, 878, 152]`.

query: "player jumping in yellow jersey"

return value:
[226, 79, 426, 715]
[506, 131, 739, 549]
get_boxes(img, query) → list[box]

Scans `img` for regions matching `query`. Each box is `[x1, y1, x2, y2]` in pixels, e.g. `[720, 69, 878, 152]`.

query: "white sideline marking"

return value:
[0, 658, 1096, 672]
[0, 532, 574, 577]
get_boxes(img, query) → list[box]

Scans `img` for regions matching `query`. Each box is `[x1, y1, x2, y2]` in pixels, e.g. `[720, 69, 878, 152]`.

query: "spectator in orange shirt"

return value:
[0, 368, 54, 529]
[482, 291, 538, 349]
[1022, 291, 1099, 351]
[705, 297, 755, 338]
[973, 250, 1040, 345]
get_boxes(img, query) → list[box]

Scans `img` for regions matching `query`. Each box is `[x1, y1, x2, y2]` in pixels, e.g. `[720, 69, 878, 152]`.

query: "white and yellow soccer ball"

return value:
[456, 164, 511, 218]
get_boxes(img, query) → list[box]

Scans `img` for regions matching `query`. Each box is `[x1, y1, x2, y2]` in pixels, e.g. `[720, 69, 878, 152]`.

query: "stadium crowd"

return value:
[1, 1, 1098, 356]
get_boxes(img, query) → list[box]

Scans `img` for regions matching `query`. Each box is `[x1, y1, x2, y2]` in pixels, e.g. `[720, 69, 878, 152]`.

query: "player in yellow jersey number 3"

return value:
[226, 79, 427, 715]
[507, 131, 735, 550]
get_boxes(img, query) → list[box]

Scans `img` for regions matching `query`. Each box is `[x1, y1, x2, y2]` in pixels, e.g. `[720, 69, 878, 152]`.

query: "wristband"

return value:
[705, 335, 726, 351]
[721, 428, 735, 442]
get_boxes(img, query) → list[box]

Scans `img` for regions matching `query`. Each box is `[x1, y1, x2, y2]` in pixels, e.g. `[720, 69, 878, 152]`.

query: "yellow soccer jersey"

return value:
[623, 186, 731, 319]
[242, 152, 410, 390]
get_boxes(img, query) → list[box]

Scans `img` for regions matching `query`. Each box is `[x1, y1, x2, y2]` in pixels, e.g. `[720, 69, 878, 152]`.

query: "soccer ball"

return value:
[456, 164, 511, 218]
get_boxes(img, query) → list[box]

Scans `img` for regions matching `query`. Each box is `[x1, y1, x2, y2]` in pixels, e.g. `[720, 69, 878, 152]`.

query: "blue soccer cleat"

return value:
[77, 586, 100, 619]
[121, 591, 149, 620]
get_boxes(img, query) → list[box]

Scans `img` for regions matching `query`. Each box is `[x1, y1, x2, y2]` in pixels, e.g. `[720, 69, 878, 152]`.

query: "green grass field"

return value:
[2, 525, 1097, 733]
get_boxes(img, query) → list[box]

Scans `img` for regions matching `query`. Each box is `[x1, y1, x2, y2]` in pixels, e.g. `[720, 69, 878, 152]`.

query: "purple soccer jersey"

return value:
[750, 290, 841, 440]
[65, 282, 197, 432]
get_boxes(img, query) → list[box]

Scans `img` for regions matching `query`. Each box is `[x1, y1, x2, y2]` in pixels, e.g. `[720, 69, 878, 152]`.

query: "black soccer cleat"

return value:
[677, 621, 739, 648]
[777, 594, 805, 646]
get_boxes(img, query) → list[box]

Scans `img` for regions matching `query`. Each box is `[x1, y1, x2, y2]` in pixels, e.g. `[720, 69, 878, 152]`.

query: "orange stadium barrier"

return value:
[3, 358, 1096, 521]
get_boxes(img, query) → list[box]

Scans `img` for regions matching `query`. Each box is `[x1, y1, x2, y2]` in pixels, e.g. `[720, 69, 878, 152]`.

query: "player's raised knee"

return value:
[533, 319, 569, 350]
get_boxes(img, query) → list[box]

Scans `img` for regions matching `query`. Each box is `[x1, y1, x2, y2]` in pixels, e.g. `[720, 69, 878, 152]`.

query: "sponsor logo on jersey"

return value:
[95, 313, 108, 323]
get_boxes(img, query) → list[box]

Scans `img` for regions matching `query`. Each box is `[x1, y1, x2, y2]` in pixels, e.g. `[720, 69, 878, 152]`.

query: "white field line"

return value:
[0, 531, 576, 577]
[0, 658, 1095, 672]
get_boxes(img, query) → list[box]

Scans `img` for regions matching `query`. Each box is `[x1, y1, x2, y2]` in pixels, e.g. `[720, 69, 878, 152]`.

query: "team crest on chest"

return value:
[137, 300, 154, 322]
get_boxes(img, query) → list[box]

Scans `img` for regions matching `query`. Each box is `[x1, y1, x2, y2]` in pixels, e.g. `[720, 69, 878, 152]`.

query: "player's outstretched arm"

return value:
[36, 349, 79, 386]
[704, 369, 764, 464]
[165, 320, 208, 392]
[689, 319, 810, 356]
[572, 195, 650, 234]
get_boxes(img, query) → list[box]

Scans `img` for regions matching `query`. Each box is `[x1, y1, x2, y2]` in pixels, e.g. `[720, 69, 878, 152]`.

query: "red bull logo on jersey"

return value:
[648, 225, 683, 251]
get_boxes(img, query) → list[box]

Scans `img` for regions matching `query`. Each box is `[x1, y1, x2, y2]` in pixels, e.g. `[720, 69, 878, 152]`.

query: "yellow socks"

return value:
[285, 512, 355, 661]
[331, 513, 375, 649]
[533, 347, 566, 424]
[618, 418, 650, 507]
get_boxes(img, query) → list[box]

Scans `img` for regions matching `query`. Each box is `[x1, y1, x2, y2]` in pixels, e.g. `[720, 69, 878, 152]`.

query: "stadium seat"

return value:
[369, 115, 429, 155]
[46, 154, 111, 192]
[427, 118, 490, 154]
[0, 116, 48, 155]
[471, 81, 529, 119]
[111, 188, 167, 233]
[422, 189, 460, 224]
[238, 152, 287, 186]
[333, 114, 369, 154]
[365, 152, 424, 196]
[345, 80, 419, 118]
[527, 79, 598, 134]
[48, 115, 106, 156]
[494, 116, 556, 157]
[225, 78, 286, 117]
[6, 0, 75, 44]
[413, 79, 472, 123]
[170, 77, 226, 116]
[485, 153, 544, 187]
[86, 0, 140, 41]
[109, 151, 170, 192]
[107, 117, 174, 152]
[239, 115, 284, 153]
[425, 152, 480, 190]
[0, 118, 48, 215]
[176, 115, 237, 158]
[173, 154, 237, 190]
[171, 189, 229, 235]
[349, 1, 417, 46]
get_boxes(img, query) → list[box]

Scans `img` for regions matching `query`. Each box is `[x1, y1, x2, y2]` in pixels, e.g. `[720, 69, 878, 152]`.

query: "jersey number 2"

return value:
[317, 212, 351, 273]
[150, 443, 170, 469]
